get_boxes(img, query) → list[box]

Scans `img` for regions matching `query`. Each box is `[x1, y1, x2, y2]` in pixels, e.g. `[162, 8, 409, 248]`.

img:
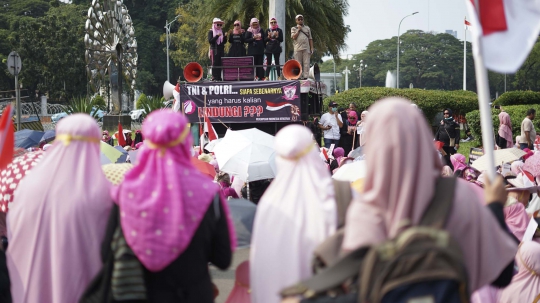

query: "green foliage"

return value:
[139, 96, 165, 120]
[465, 105, 540, 145]
[91, 95, 106, 110]
[136, 93, 148, 110]
[513, 38, 540, 91]
[324, 87, 479, 124]
[493, 91, 540, 106]
[65, 96, 101, 121]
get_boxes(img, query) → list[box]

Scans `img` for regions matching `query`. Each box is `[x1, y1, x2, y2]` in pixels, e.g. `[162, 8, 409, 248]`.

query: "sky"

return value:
[339, 0, 470, 58]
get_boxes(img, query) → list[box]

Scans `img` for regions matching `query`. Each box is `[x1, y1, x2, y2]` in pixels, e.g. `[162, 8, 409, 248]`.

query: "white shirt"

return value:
[319, 112, 343, 139]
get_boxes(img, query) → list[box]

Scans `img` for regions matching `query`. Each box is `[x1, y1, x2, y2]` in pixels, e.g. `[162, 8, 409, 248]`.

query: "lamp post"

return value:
[397, 12, 418, 88]
[165, 15, 180, 82]
[354, 60, 367, 88]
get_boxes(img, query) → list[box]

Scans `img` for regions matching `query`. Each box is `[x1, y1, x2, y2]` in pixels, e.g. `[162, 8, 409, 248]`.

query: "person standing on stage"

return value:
[245, 18, 266, 80]
[228, 20, 246, 57]
[265, 17, 284, 78]
[291, 14, 313, 79]
[208, 18, 227, 81]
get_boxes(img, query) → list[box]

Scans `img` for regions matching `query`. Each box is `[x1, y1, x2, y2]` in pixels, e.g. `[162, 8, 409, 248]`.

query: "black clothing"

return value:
[81, 200, 232, 303]
[498, 136, 508, 149]
[241, 180, 271, 204]
[442, 146, 457, 171]
[227, 31, 246, 57]
[245, 29, 266, 79]
[264, 28, 283, 77]
[301, 121, 318, 140]
[435, 118, 461, 147]
[208, 30, 227, 81]
[0, 250, 11, 303]
[299, 202, 515, 303]
[264, 28, 283, 54]
[313, 117, 322, 146]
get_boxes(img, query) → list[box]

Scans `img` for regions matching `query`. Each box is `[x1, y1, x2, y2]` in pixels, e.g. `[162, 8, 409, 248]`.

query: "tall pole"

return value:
[463, 17, 467, 91]
[117, 44, 123, 118]
[333, 59, 336, 93]
[165, 16, 179, 83]
[359, 67, 362, 88]
[343, 66, 350, 91]
[397, 12, 418, 89]
[15, 75, 20, 131]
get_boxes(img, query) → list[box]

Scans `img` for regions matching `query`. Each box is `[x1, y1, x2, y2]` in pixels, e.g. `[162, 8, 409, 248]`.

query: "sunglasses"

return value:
[270, 21, 277, 24]
[444, 112, 450, 115]
[234, 24, 240, 26]
[297, 18, 304, 20]
[216, 24, 223, 27]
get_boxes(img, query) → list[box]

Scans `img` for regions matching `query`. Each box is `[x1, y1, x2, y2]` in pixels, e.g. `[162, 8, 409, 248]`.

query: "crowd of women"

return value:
[0, 96, 540, 303]
[208, 17, 284, 81]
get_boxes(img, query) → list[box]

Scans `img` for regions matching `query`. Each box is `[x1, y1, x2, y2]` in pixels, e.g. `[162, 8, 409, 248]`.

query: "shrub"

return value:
[465, 105, 540, 145]
[65, 97, 101, 121]
[91, 95, 107, 111]
[136, 93, 148, 109]
[139, 96, 166, 120]
[493, 91, 540, 106]
[324, 87, 479, 125]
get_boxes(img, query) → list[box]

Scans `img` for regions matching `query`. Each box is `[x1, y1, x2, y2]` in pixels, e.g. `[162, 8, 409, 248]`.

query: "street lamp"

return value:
[165, 15, 180, 82]
[397, 12, 418, 88]
[354, 60, 367, 88]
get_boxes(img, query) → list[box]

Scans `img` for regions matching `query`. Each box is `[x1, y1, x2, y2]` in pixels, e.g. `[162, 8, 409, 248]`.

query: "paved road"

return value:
[211, 247, 250, 303]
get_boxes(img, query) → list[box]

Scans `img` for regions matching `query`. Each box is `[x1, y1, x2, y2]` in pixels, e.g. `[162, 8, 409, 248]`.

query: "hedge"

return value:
[493, 91, 540, 106]
[136, 93, 148, 110]
[465, 105, 540, 145]
[323, 87, 479, 125]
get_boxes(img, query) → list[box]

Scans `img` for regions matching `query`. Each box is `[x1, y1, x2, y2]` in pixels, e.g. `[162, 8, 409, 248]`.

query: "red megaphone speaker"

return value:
[184, 62, 204, 82]
[282, 59, 302, 80]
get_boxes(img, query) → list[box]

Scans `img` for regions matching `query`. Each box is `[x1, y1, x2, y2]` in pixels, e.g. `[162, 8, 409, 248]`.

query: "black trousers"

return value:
[211, 50, 224, 81]
[442, 145, 457, 170]
[265, 53, 281, 77]
[253, 55, 265, 79]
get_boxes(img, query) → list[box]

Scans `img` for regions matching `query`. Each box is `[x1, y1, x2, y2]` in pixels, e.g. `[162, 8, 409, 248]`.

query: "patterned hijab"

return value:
[112, 110, 236, 272]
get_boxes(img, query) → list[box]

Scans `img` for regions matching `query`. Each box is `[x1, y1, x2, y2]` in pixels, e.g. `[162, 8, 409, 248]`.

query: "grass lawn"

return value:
[458, 139, 481, 163]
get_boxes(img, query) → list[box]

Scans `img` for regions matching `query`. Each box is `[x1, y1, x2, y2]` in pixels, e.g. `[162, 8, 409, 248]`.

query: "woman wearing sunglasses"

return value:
[435, 108, 461, 170]
[245, 18, 267, 80]
[264, 17, 284, 79]
[228, 20, 246, 57]
[208, 17, 227, 81]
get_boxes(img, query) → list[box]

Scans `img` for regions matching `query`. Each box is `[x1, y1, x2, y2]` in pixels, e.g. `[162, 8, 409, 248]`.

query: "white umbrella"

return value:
[205, 138, 223, 152]
[332, 160, 367, 182]
[213, 128, 276, 182]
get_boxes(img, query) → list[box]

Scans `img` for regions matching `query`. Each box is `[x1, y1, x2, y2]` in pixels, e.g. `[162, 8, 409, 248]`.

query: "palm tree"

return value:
[65, 97, 102, 121]
[178, 0, 350, 61]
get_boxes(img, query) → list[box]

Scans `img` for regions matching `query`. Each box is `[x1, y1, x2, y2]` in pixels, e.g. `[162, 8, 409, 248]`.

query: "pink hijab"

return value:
[504, 202, 529, 241]
[112, 110, 236, 272]
[269, 17, 279, 30]
[499, 241, 540, 303]
[225, 260, 251, 303]
[343, 98, 517, 292]
[7, 114, 113, 303]
[450, 153, 468, 173]
[248, 18, 261, 36]
[212, 21, 224, 45]
[233, 20, 243, 35]
[499, 112, 514, 148]
[348, 111, 358, 125]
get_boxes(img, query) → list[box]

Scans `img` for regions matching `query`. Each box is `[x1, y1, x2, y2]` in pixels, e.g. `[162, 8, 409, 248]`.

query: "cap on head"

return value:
[213, 17, 224, 24]
[329, 101, 338, 107]
[295, 14, 303, 20]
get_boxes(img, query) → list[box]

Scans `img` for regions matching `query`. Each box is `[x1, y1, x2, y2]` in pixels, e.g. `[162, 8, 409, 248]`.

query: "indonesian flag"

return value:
[0, 105, 14, 170]
[465, 0, 540, 73]
[465, 19, 472, 30]
[266, 101, 292, 111]
[172, 83, 181, 112]
[204, 114, 218, 141]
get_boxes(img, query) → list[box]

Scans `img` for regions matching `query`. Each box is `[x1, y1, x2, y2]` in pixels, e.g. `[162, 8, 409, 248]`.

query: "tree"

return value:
[8, 3, 87, 101]
[513, 39, 540, 91]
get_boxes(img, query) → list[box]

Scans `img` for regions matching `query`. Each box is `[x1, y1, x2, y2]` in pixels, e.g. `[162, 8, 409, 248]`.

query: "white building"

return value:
[320, 73, 343, 96]
[445, 30, 458, 38]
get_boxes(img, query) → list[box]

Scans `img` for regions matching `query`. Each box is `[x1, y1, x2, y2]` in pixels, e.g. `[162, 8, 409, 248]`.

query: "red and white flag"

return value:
[464, 19, 472, 29]
[266, 101, 292, 111]
[199, 114, 218, 152]
[172, 83, 181, 112]
[465, 0, 540, 73]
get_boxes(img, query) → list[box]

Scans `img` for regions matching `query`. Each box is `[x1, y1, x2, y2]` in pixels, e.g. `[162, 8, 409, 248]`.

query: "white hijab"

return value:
[250, 124, 337, 303]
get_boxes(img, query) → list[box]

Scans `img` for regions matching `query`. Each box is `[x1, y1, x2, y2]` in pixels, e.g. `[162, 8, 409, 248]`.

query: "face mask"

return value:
[332, 107, 337, 112]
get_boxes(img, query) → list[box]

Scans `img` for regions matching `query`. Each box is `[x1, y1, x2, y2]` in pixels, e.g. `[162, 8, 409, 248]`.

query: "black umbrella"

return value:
[227, 198, 256, 248]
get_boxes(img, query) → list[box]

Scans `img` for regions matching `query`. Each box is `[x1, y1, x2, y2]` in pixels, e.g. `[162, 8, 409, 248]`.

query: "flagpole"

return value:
[472, 37, 497, 181]
[463, 17, 467, 91]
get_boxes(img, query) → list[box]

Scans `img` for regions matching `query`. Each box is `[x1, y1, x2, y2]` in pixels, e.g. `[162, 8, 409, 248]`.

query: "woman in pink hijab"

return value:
[89, 110, 236, 303]
[499, 241, 540, 303]
[342, 98, 516, 295]
[7, 114, 113, 303]
[208, 17, 227, 81]
[450, 153, 479, 182]
[498, 112, 514, 149]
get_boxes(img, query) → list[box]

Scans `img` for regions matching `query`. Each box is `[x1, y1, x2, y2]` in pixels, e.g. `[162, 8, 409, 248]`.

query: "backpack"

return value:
[282, 177, 470, 303]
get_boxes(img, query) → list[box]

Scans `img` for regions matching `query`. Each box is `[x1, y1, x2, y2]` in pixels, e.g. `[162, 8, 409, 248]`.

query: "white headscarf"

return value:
[250, 124, 337, 303]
